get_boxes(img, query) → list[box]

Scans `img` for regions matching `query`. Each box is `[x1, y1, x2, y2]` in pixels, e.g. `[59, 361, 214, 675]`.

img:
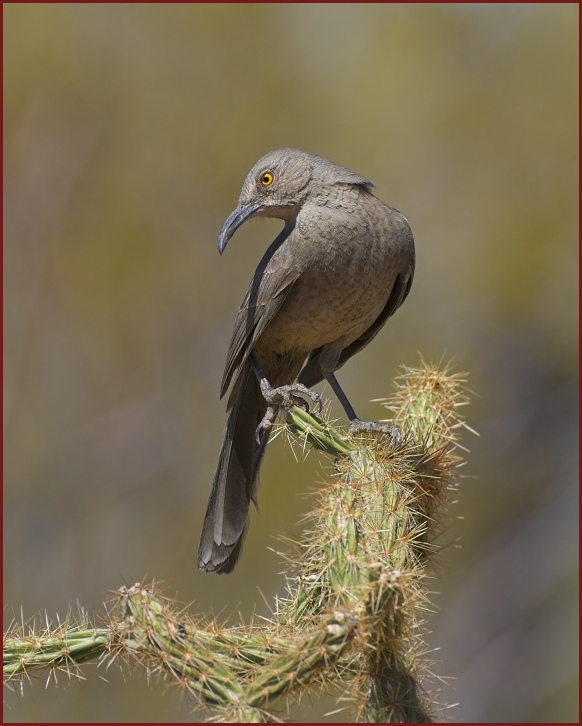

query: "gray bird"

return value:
[198, 148, 415, 574]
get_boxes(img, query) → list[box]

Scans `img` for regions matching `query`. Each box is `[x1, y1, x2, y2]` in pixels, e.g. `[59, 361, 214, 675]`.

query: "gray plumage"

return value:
[198, 148, 415, 573]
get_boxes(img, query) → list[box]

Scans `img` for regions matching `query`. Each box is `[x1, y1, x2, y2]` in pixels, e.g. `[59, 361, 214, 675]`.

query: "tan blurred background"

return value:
[3, 3, 578, 722]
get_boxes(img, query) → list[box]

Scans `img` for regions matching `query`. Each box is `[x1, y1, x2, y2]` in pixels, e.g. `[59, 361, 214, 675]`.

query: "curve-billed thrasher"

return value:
[198, 148, 415, 573]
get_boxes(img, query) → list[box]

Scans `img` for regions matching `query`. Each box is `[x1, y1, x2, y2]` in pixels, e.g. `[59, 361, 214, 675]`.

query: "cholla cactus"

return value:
[4, 362, 472, 722]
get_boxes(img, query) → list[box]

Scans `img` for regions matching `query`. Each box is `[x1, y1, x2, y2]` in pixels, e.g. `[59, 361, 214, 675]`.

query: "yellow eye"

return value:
[260, 172, 274, 186]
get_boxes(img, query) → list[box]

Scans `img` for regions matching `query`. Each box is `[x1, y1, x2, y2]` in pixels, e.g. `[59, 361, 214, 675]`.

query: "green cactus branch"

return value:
[3, 361, 472, 722]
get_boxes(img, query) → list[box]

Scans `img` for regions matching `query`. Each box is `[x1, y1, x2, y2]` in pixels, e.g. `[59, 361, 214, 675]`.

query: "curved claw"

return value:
[256, 406, 276, 444]
[310, 391, 324, 414]
[289, 383, 323, 414]
[348, 419, 401, 445]
[258, 379, 323, 416]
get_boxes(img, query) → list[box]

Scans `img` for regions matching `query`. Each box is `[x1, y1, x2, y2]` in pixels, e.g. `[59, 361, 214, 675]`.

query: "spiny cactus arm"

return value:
[285, 406, 355, 456]
[113, 583, 357, 722]
[3, 624, 110, 679]
[3, 582, 356, 721]
[281, 362, 471, 722]
[4, 362, 471, 723]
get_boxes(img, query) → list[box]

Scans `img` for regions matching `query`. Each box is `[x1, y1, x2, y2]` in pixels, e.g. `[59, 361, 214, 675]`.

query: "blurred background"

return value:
[3, 3, 578, 722]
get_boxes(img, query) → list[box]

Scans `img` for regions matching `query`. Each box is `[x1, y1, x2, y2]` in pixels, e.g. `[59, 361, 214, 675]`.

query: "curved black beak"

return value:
[218, 201, 263, 255]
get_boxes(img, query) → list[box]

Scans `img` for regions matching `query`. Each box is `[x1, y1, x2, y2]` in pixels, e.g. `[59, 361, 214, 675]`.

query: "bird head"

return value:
[217, 148, 374, 254]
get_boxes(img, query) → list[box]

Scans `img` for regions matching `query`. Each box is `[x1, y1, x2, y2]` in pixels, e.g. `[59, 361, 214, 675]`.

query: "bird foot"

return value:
[348, 419, 402, 445]
[255, 380, 323, 442]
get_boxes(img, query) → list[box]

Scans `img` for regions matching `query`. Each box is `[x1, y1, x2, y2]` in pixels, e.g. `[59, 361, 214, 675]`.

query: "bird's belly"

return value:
[257, 272, 387, 354]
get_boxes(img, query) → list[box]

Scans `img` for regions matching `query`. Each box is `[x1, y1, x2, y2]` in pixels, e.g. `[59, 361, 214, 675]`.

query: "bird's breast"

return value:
[257, 250, 392, 354]
[254, 199, 412, 356]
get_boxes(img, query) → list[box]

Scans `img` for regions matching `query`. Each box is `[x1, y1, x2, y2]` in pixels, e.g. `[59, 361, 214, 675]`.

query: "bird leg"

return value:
[250, 355, 323, 441]
[324, 372, 401, 444]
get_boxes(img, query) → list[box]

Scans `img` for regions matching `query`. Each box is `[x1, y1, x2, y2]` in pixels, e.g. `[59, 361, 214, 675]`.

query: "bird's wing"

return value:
[298, 271, 414, 388]
[220, 228, 299, 399]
